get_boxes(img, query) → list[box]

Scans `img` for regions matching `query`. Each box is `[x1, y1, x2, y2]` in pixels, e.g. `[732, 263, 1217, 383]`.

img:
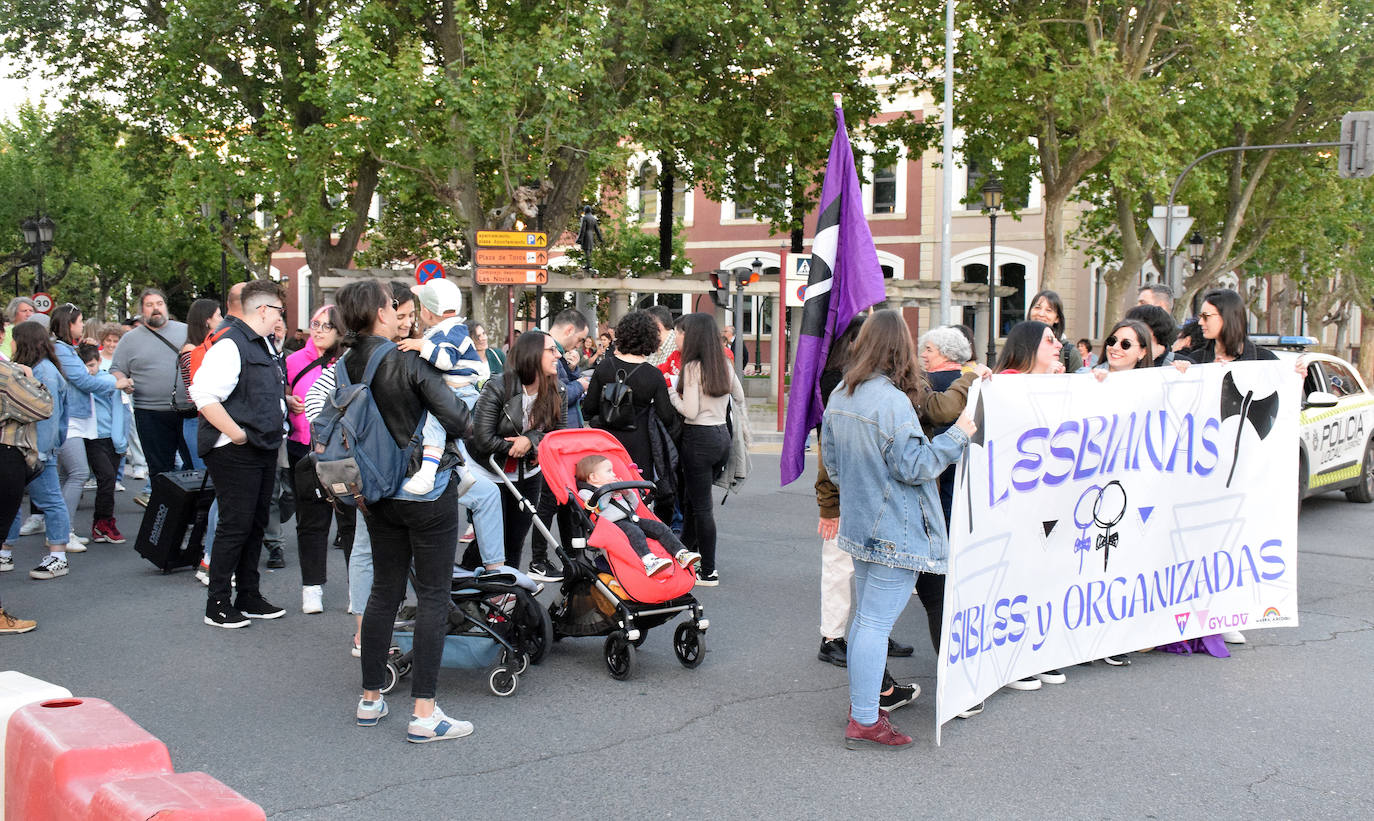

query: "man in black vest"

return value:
[190, 280, 292, 628]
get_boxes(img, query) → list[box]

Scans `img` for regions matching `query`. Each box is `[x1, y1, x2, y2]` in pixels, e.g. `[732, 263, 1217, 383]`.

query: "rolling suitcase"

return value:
[135, 469, 214, 573]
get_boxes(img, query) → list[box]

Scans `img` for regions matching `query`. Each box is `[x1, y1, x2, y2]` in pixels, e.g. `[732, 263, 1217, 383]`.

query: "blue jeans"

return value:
[456, 441, 504, 567]
[847, 559, 917, 725]
[348, 521, 373, 615]
[7, 460, 70, 547]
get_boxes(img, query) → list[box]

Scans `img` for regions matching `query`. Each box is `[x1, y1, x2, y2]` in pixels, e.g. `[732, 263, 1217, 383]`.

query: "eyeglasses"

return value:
[263, 304, 286, 315]
[1105, 335, 1136, 351]
[310, 320, 334, 331]
[1197, 311, 1219, 321]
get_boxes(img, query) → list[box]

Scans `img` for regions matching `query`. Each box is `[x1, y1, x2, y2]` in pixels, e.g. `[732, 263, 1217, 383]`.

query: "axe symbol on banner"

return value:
[1219, 371, 1280, 488]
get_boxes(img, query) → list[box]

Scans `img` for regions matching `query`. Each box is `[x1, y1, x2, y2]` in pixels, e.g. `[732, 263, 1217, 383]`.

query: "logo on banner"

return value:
[1257, 607, 1292, 624]
[1174, 612, 1190, 634]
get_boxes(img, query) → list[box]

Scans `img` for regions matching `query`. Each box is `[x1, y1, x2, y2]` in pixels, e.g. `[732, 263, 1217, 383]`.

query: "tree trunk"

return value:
[1040, 190, 1069, 296]
[1359, 308, 1374, 386]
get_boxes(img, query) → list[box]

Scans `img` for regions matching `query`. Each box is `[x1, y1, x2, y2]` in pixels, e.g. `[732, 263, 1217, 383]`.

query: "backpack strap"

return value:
[337, 341, 396, 389]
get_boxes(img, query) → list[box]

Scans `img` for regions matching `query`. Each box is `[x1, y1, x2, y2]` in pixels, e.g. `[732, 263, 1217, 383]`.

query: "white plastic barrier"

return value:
[0, 671, 73, 808]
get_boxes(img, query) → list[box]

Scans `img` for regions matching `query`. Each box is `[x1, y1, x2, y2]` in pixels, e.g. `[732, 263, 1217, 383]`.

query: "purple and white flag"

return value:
[780, 102, 887, 486]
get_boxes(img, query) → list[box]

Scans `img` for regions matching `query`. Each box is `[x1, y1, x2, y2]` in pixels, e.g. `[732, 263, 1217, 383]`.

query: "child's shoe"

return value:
[401, 463, 437, 496]
[675, 549, 702, 571]
[642, 554, 672, 577]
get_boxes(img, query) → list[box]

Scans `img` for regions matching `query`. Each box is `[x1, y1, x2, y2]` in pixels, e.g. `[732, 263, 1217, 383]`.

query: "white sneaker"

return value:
[116, 482, 126, 493]
[1222, 630, 1246, 644]
[0, 555, 13, 572]
[195, 561, 210, 587]
[302, 585, 324, 614]
[127, 468, 147, 480]
[83, 478, 97, 490]
[30, 555, 69, 580]
[1004, 676, 1043, 691]
[18, 514, 44, 536]
[65, 533, 88, 553]
[70, 531, 90, 545]
[406, 707, 473, 743]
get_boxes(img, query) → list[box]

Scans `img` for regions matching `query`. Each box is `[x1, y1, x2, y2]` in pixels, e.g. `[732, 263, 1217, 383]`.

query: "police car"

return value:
[1259, 336, 1374, 504]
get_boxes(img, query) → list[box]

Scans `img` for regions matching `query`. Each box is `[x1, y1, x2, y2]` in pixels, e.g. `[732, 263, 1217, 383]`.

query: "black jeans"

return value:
[360, 482, 459, 700]
[0, 445, 27, 610]
[463, 473, 542, 570]
[679, 424, 729, 574]
[84, 437, 119, 520]
[134, 408, 193, 480]
[613, 517, 686, 561]
[290, 444, 334, 587]
[204, 443, 277, 603]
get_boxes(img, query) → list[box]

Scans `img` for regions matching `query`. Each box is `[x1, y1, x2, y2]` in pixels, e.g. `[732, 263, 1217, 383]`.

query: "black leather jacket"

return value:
[341, 335, 471, 471]
[466, 371, 565, 476]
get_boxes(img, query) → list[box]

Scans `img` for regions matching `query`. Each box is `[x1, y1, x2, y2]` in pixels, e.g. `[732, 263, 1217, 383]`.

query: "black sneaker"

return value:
[695, 569, 719, 587]
[527, 561, 563, 583]
[235, 594, 286, 620]
[886, 637, 914, 658]
[879, 681, 920, 711]
[266, 547, 286, 569]
[818, 637, 848, 667]
[205, 600, 250, 629]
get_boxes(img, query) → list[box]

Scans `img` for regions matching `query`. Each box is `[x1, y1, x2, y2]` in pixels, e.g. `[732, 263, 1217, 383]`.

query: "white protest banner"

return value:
[937, 361, 1300, 737]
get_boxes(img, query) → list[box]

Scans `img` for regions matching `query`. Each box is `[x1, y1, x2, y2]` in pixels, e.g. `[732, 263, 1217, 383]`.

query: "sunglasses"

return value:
[1105, 335, 1136, 351]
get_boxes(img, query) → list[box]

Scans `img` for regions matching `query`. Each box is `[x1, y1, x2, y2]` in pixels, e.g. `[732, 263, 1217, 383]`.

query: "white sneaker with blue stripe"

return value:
[356, 696, 388, 726]
[406, 706, 473, 743]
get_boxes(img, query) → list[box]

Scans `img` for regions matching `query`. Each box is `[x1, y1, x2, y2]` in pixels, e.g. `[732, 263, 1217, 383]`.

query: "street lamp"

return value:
[1188, 231, 1204, 279]
[20, 215, 56, 294]
[981, 178, 1003, 365]
[200, 203, 230, 301]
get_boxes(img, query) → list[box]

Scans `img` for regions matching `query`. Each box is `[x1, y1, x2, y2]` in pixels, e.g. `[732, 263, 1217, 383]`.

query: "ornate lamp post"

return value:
[19, 215, 56, 294]
[981, 178, 1003, 364]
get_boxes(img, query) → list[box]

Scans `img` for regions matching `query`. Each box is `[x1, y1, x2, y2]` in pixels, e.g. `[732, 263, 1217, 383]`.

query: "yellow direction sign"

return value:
[475, 230, 547, 248]
[475, 267, 549, 285]
[475, 248, 549, 266]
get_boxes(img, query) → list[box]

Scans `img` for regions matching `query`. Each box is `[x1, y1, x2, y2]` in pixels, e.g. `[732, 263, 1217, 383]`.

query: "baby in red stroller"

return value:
[575, 455, 701, 578]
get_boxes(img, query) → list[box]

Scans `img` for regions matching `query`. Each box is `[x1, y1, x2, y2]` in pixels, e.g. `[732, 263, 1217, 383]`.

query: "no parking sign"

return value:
[784, 255, 811, 307]
[414, 259, 445, 284]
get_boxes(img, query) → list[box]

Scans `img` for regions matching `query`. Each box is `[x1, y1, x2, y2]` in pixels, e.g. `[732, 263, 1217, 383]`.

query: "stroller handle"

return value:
[583, 480, 656, 508]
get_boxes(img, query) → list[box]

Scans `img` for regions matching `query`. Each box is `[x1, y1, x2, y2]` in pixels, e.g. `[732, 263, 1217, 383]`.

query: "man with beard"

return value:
[111, 288, 191, 505]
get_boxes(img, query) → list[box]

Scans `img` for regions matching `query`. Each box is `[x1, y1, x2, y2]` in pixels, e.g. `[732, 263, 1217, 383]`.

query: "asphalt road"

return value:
[4, 453, 1372, 819]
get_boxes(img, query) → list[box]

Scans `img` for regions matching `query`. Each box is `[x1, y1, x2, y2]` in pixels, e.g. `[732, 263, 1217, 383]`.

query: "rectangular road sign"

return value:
[475, 248, 549, 266]
[475, 267, 549, 285]
[475, 230, 547, 248]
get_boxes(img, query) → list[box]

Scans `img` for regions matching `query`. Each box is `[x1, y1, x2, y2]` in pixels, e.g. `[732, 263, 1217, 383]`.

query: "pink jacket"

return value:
[285, 339, 336, 445]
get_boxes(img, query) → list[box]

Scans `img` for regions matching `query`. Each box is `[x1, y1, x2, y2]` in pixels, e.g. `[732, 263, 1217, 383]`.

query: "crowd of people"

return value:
[1, 276, 1301, 749]
[818, 283, 1301, 750]
[0, 279, 747, 744]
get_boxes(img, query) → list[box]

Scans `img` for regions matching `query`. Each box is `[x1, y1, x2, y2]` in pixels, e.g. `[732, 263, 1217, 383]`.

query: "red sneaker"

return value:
[93, 518, 127, 545]
[844, 711, 912, 750]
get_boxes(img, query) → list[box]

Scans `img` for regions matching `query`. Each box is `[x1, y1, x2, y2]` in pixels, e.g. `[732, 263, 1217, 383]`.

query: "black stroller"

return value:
[381, 567, 553, 697]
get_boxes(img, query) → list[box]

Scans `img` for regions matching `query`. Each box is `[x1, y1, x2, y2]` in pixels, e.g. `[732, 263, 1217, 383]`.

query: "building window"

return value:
[637, 162, 659, 223]
[964, 159, 1029, 210]
[873, 164, 897, 214]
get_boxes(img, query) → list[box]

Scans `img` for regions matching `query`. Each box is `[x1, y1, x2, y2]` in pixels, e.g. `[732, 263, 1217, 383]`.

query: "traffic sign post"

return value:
[30, 292, 53, 314]
[414, 259, 446, 284]
[475, 231, 547, 248]
[474, 249, 548, 266]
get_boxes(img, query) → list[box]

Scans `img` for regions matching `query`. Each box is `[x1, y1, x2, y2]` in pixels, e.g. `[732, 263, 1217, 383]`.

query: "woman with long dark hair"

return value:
[0, 315, 52, 631]
[179, 298, 223, 471]
[1027, 289, 1083, 372]
[465, 330, 566, 571]
[1181, 289, 1277, 365]
[665, 312, 743, 586]
[821, 310, 975, 748]
[1093, 319, 1154, 374]
[994, 321, 1065, 375]
[2, 322, 74, 580]
[339, 280, 476, 743]
[50, 304, 125, 549]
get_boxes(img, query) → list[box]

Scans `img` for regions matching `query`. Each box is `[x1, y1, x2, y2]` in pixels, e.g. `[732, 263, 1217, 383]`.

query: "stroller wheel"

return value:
[500, 647, 530, 676]
[517, 591, 555, 664]
[488, 666, 519, 697]
[381, 662, 401, 695]
[604, 630, 637, 681]
[673, 622, 706, 669]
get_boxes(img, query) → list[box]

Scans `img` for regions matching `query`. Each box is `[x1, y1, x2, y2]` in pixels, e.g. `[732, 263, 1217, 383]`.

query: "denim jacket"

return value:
[820, 374, 969, 572]
[28, 360, 68, 460]
[55, 340, 117, 420]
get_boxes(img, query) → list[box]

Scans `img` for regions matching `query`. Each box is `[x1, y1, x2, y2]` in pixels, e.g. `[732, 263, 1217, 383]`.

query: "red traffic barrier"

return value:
[4, 697, 262, 821]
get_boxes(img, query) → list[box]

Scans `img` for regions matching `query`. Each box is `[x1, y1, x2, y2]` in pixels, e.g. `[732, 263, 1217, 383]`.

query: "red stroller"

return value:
[488, 428, 708, 679]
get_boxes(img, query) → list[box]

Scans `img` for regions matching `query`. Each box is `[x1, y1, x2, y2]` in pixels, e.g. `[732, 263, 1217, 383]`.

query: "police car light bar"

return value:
[1252, 334, 1318, 349]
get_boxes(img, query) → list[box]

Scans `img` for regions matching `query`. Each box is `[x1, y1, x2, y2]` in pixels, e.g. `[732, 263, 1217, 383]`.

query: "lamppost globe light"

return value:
[20, 218, 38, 246]
[981, 178, 1004, 212]
[18, 213, 55, 295]
[1188, 231, 1204, 267]
[36, 216, 55, 244]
